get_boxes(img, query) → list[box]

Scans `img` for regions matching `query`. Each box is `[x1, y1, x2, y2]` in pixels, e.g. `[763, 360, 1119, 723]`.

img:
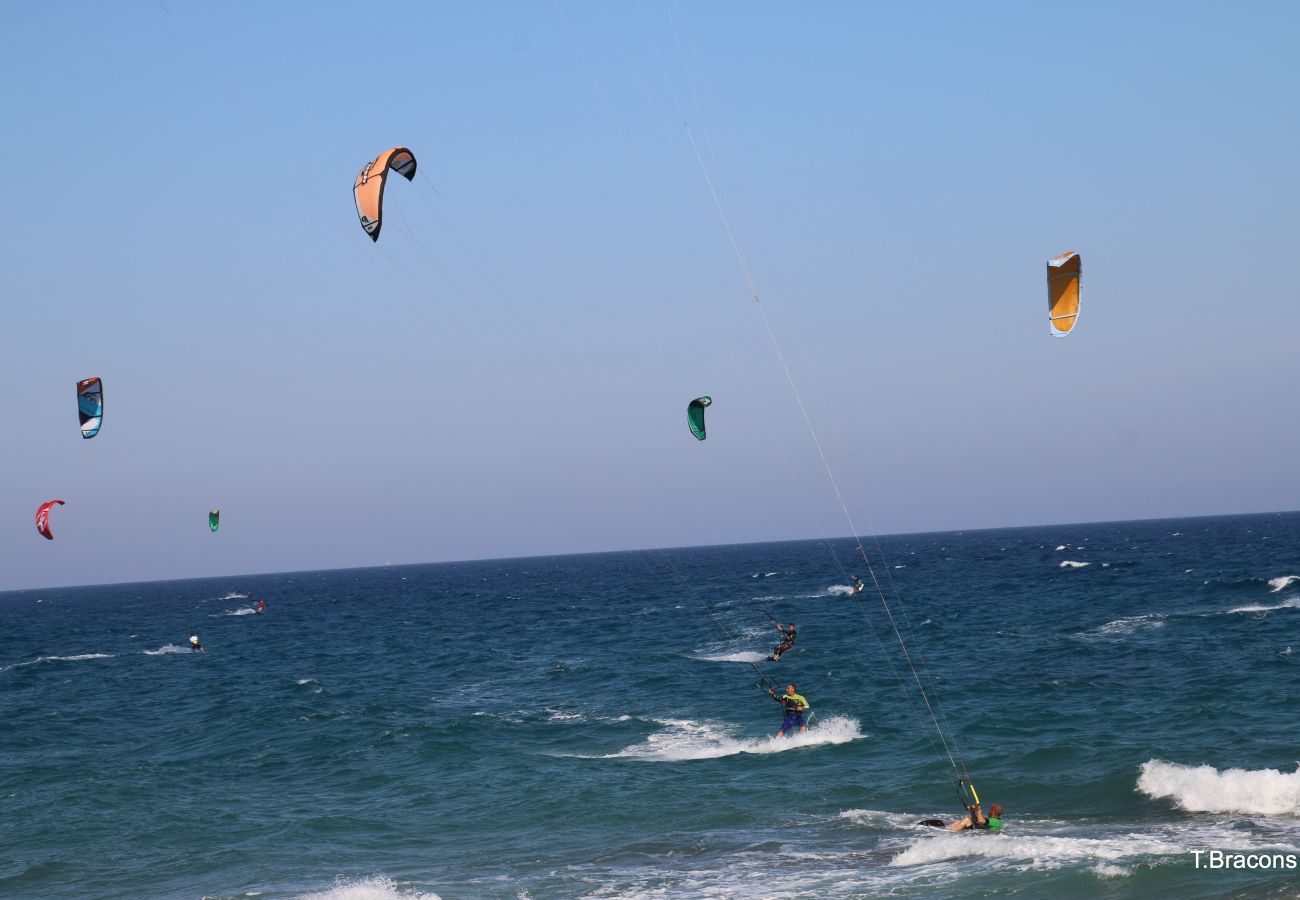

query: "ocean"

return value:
[3, 512, 1300, 899]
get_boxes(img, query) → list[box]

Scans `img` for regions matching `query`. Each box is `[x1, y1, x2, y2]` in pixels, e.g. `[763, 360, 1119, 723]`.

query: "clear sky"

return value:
[1, 1, 1297, 591]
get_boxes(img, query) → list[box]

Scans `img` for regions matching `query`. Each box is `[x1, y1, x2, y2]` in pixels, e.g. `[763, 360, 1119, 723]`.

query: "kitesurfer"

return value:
[768, 622, 797, 661]
[852, 576, 864, 594]
[188, 632, 204, 653]
[769, 683, 809, 736]
[255, 599, 266, 614]
[947, 802, 1004, 833]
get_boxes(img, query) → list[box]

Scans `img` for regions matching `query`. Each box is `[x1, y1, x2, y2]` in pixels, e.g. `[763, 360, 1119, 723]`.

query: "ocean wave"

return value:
[696, 651, 767, 663]
[215, 592, 248, 601]
[1137, 759, 1300, 816]
[1269, 575, 1300, 593]
[143, 644, 191, 656]
[586, 715, 863, 761]
[751, 572, 780, 578]
[296, 678, 320, 686]
[1059, 560, 1089, 569]
[1056, 545, 1068, 551]
[1228, 598, 1300, 615]
[297, 875, 441, 900]
[225, 606, 258, 616]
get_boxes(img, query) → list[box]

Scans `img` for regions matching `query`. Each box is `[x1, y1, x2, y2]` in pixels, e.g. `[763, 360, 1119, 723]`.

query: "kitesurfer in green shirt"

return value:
[769, 683, 809, 736]
[948, 802, 1003, 833]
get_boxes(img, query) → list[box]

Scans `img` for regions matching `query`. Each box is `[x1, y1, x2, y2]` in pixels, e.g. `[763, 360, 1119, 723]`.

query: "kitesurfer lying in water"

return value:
[188, 632, 204, 653]
[768, 622, 797, 661]
[769, 683, 809, 736]
[946, 803, 1004, 832]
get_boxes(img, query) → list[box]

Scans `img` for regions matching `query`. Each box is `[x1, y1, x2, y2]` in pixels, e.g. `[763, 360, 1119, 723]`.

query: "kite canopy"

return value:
[688, 396, 712, 441]
[36, 499, 65, 541]
[209, 509, 220, 533]
[1047, 250, 1082, 337]
[76, 377, 103, 439]
[353, 147, 417, 242]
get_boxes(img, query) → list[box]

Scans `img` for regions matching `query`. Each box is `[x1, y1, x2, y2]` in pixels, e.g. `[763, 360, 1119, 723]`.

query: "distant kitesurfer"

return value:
[852, 576, 864, 594]
[256, 599, 266, 614]
[769, 682, 809, 736]
[947, 802, 1003, 833]
[768, 622, 797, 661]
[188, 632, 204, 653]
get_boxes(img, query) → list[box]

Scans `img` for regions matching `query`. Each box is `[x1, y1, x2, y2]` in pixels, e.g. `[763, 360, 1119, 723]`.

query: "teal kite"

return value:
[688, 396, 712, 441]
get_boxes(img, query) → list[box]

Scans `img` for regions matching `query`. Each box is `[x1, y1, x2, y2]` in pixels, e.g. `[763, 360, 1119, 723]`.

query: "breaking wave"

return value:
[296, 875, 441, 900]
[1137, 759, 1300, 816]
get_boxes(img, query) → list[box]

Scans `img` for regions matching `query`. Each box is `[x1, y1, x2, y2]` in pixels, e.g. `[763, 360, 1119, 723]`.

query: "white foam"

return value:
[225, 607, 258, 616]
[696, 651, 768, 663]
[1269, 575, 1300, 593]
[216, 592, 248, 600]
[890, 830, 1183, 868]
[827, 585, 855, 596]
[1, 652, 115, 671]
[296, 875, 441, 900]
[144, 644, 191, 656]
[1229, 598, 1300, 614]
[1137, 759, 1300, 816]
[296, 678, 319, 686]
[1055, 545, 1068, 551]
[1081, 614, 1166, 637]
[1091, 863, 1130, 878]
[1059, 560, 1089, 569]
[589, 715, 863, 761]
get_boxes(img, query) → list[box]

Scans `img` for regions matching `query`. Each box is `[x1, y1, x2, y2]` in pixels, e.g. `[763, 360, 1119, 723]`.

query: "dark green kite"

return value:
[687, 396, 712, 441]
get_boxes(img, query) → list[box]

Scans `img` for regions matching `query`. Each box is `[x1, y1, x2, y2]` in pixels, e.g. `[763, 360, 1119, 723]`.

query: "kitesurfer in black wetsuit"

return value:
[768, 622, 796, 661]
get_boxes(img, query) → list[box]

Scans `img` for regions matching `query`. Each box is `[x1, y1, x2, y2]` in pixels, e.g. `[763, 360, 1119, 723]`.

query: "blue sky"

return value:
[1, 1, 1297, 590]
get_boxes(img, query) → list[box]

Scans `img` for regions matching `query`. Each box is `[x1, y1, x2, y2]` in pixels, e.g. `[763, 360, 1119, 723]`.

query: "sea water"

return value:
[3, 512, 1300, 898]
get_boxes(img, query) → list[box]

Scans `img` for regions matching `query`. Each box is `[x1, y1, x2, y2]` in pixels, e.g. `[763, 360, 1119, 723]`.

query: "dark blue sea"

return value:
[4, 512, 1300, 899]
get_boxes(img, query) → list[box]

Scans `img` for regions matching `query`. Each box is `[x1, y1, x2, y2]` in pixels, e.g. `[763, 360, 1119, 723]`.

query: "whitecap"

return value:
[1137, 759, 1300, 816]
[1268, 575, 1300, 593]
[1229, 599, 1300, 615]
[296, 875, 441, 900]
[1059, 560, 1089, 569]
